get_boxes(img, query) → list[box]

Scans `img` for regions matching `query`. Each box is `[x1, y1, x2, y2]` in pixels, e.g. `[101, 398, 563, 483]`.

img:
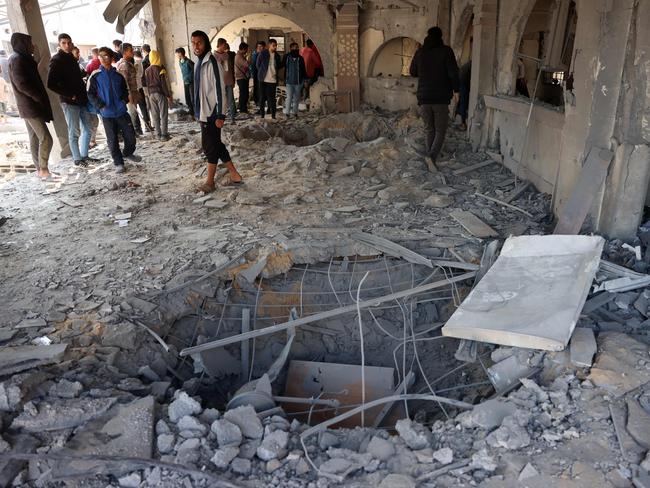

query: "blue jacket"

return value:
[87, 65, 129, 118]
[282, 53, 306, 85]
[255, 50, 283, 82]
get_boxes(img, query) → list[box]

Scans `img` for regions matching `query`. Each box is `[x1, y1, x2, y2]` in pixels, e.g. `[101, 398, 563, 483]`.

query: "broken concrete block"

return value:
[319, 458, 354, 475]
[224, 405, 263, 439]
[193, 195, 212, 204]
[395, 419, 431, 450]
[15, 318, 47, 329]
[101, 323, 139, 350]
[231, 457, 252, 475]
[266, 458, 283, 473]
[211, 419, 242, 447]
[177, 415, 207, 437]
[518, 462, 540, 481]
[470, 449, 498, 472]
[211, 446, 239, 469]
[626, 398, 650, 450]
[423, 194, 453, 208]
[486, 414, 531, 450]
[378, 473, 416, 488]
[11, 397, 117, 432]
[49, 379, 83, 399]
[432, 447, 453, 465]
[168, 391, 202, 423]
[204, 199, 229, 209]
[487, 353, 538, 393]
[256, 429, 288, 461]
[118, 472, 141, 488]
[0, 383, 22, 412]
[570, 327, 597, 367]
[157, 433, 175, 454]
[333, 165, 355, 177]
[125, 296, 157, 314]
[610, 402, 646, 463]
[367, 436, 395, 462]
[0, 343, 67, 375]
[458, 398, 517, 430]
[318, 432, 339, 450]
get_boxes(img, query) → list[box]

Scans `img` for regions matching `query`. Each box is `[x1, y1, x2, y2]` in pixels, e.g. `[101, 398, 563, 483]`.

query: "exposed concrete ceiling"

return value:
[103, 0, 147, 33]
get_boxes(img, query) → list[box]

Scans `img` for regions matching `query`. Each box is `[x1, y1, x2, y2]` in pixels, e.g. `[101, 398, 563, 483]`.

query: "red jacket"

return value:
[300, 46, 323, 78]
[86, 58, 101, 75]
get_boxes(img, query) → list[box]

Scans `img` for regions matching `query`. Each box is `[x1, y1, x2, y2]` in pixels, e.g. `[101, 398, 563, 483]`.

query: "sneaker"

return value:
[74, 159, 88, 167]
[83, 156, 100, 163]
[115, 164, 125, 173]
[125, 154, 142, 162]
[159, 135, 170, 142]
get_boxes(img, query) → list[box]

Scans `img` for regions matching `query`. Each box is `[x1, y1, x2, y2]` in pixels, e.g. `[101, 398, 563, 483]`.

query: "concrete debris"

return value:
[378, 473, 416, 488]
[49, 378, 83, 398]
[256, 429, 289, 461]
[11, 397, 117, 431]
[168, 391, 202, 423]
[626, 398, 650, 450]
[367, 435, 395, 461]
[458, 398, 517, 430]
[211, 418, 243, 447]
[211, 446, 239, 469]
[0, 343, 68, 375]
[224, 405, 264, 439]
[395, 418, 431, 450]
[570, 327, 598, 367]
[432, 447, 454, 465]
[518, 462, 540, 481]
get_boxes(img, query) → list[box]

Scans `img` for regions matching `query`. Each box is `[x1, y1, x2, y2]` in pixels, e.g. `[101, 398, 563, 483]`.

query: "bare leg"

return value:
[224, 161, 242, 183]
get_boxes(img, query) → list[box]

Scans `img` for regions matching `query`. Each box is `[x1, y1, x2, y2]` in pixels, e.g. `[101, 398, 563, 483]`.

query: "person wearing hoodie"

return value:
[256, 38, 283, 119]
[47, 33, 95, 167]
[191, 30, 242, 193]
[409, 26, 459, 172]
[282, 42, 306, 118]
[87, 47, 142, 173]
[8, 33, 54, 179]
[144, 50, 172, 141]
[300, 39, 323, 101]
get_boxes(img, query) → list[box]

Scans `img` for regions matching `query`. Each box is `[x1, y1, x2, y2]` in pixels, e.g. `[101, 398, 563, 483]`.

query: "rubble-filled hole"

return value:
[161, 256, 490, 428]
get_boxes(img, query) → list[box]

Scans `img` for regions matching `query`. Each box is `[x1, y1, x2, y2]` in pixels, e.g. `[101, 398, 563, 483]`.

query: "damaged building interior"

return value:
[2, 0, 650, 486]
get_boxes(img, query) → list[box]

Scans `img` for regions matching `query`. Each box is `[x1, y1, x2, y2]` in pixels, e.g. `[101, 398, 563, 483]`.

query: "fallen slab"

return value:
[449, 210, 498, 238]
[569, 328, 597, 367]
[0, 344, 68, 376]
[11, 397, 117, 432]
[442, 235, 604, 351]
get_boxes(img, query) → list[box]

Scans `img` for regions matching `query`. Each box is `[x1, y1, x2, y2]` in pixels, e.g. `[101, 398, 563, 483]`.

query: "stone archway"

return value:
[367, 37, 420, 78]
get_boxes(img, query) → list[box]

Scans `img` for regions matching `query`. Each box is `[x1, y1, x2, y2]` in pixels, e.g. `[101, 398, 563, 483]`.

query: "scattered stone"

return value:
[458, 398, 517, 430]
[395, 419, 431, 450]
[333, 166, 355, 177]
[486, 412, 531, 450]
[177, 415, 207, 437]
[266, 458, 283, 473]
[318, 431, 339, 450]
[423, 194, 453, 208]
[211, 446, 239, 469]
[118, 472, 141, 488]
[367, 436, 395, 462]
[256, 429, 288, 461]
[212, 419, 243, 447]
[193, 195, 212, 204]
[470, 449, 497, 472]
[199, 408, 220, 424]
[319, 458, 353, 475]
[231, 457, 252, 476]
[0, 437, 9, 454]
[157, 434, 175, 454]
[224, 405, 263, 439]
[15, 318, 47, 329]
[156, 419, 171, 435]
[49, 379, 83, 399]
[626, 398, 650, 449]
[101, 323, 139, 350]
[177, 438, 200, 451]
[432, 447, 453, 465]
[168, 392, 202, 423]
[0, 382, 22, 412]
[570, 327, 597, 367]
[378, 474, 416, 488]
[11, 397, 117, 432]
[295, 458, 311, 475]
[518, 462, 540, 481]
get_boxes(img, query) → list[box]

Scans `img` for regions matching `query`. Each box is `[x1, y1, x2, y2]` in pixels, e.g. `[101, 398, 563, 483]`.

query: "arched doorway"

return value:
[367, 37, 419, 78]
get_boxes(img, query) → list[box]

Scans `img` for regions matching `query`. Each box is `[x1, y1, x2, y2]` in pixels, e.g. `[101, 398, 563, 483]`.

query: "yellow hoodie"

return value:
[149, 50, 166, 76]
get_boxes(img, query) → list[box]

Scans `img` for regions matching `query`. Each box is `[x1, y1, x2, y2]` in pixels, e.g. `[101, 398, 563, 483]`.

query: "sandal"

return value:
[196, 182, 216, 193]
[221, 175, 244, 186]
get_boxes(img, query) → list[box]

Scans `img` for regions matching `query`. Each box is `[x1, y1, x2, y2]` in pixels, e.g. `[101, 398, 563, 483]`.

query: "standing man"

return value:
[47, 33, 94, 167]
[300, 39, 323, 101]
[8, 33, 54, 179]
[117, 43, 143, 135]
[256, 39, 282, 119]
[134, 50, 153, 132]
[140, 44, 152, 123]
[86, 48, 100, 75]
[175, 47, 195, 116]
[234, 42, 250, 114]
[250, 41, 265, 108]
[144, 50, 172, 141]
[409, 26, 459, 172]
[214, 39, 236, 123]
[282, 42, 306, 118]
[112, 40, 123, 62]
[87, 47, 142, 173]
[191, 30, 242, 193]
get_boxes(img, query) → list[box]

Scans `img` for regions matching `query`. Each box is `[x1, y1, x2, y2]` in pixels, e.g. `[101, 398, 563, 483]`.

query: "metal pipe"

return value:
[273, 396, 341, 408]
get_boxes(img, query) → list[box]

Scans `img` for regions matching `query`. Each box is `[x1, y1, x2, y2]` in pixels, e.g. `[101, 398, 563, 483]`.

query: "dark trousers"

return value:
[253, 77, 260, 106]
[259, 82, 277, 118]
[420, 104, 449, 161]
[201, 116, 231, 164]
[184, 82, 194, 115]
[102, 113, 136, 166]
[237, 79, 249, 113]
[137, 88, 150, 123]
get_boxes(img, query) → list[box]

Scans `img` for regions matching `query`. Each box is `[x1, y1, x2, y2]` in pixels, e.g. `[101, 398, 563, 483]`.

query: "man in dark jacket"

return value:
[409, 26, 459, 172]
[282, 42, 306, 118]
[87, 47, 142, 173]
[250, 41, 265, 108]
[256, 39, 283, 119]
[175, 47, 195, 116]
[8, 33, 54, 179]
[47, 33, 95, 167]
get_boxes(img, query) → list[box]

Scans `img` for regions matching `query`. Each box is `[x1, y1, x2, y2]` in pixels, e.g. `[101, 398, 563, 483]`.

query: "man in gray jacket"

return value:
[191, 30, 242, 193]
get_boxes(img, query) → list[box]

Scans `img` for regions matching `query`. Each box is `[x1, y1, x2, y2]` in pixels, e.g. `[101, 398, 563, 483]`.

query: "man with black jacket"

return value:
[47, 33, 95, 167]
[256, 39, 283, 119]
[409, 27, 459, 172]
[8, 33, 54, 179]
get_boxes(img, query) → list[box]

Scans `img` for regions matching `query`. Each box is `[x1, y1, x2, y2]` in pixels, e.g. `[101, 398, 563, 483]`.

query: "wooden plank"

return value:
[504, 181, 531, 203]
[452, 159, 497, 176]
[554, 147, 614, 235]
[179, 271, 477, 356]
[449, 210, 498, 238]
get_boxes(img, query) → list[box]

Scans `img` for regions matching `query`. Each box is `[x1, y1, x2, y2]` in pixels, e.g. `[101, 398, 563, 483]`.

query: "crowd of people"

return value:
[6, 31, 324, 184]
[7, 26, 463, 191]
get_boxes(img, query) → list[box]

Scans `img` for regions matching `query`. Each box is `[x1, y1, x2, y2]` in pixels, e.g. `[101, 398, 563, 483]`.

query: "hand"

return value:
[168, 97, 173, 105]
[128, 95, 135, 105]
[215, 118, 225, 128]
[453, 92, 459, 104]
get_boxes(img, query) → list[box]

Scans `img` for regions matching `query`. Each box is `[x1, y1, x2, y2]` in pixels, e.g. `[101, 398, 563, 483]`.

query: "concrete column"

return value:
[335, 2, 360, 112]
[468, 0, 497, 149]
[6, 0, 70, 159]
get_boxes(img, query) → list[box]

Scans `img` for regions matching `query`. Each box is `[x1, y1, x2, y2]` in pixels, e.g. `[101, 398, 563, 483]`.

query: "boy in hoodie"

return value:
[191, 30, 242, 193]
[8, 33, 54, 179]
[409, 26, 459, 172]
[282, 42, 306, 118]
[256, 39, 283, 119]
[144, 50, 172, 141]
[87, 47, 142, 173]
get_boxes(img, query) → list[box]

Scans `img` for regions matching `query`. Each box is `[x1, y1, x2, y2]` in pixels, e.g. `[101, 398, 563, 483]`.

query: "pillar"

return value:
[468, 0, 497, 150]
[335, 1, 360, 112]
[6, 0, 70, 159]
